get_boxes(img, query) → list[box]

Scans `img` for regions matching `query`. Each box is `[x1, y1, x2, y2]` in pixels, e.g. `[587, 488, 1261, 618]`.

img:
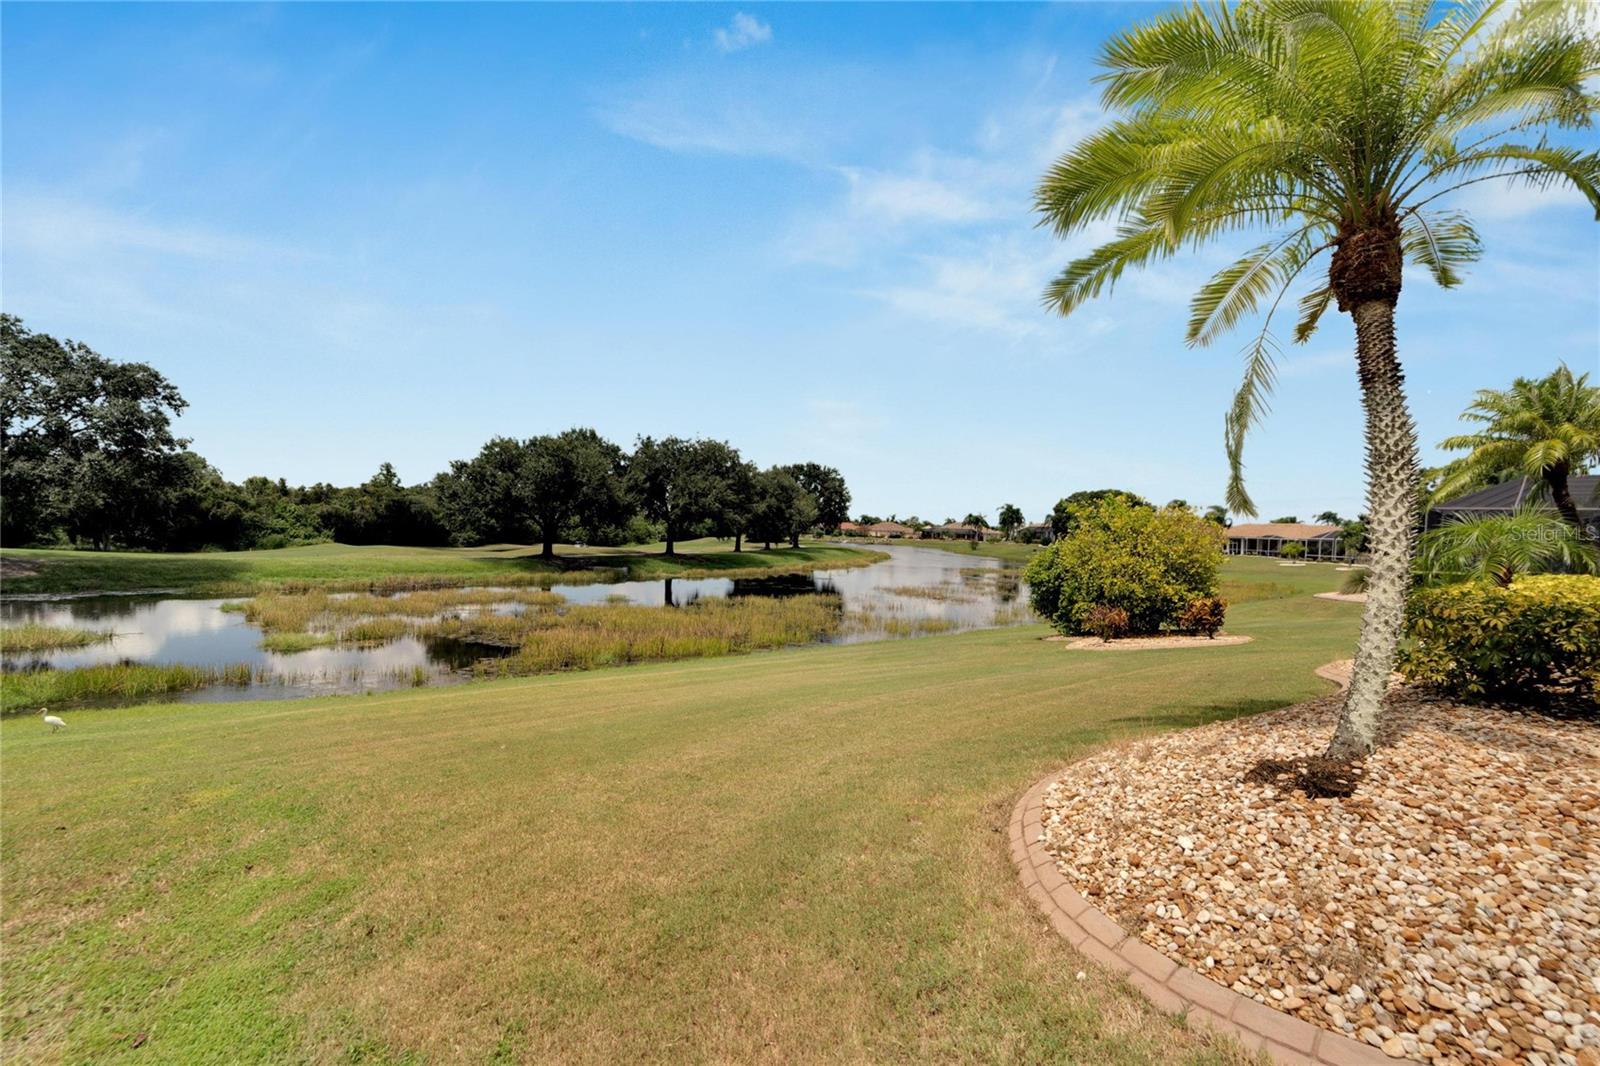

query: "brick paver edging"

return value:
[1010, 773, 1397, 1066]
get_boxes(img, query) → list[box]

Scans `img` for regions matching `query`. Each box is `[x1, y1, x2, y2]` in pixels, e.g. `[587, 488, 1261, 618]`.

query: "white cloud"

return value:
[713, 12, 772, 53]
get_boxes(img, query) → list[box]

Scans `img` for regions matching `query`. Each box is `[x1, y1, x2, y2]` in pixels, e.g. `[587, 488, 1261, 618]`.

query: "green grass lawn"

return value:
[0, 563, 1360, 1064]
[1218, 555, 1359, 602]
[0, 539, 883, 596]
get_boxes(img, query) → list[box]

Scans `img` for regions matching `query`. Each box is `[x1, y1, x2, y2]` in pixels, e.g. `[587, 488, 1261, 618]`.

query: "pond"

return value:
[1, 545, 1031, 704]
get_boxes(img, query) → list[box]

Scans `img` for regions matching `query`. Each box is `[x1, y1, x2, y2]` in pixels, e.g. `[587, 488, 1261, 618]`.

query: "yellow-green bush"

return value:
[1023, 500, 1224, 635]
[1399, 574, 1600, 709]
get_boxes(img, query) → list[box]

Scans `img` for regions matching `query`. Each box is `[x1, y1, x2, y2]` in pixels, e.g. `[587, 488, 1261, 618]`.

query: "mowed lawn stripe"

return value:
[2, 592, 1361, 1065]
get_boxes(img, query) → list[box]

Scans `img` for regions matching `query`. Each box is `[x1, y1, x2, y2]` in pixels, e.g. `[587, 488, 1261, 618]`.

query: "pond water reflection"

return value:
[1, 545, 1029, 704]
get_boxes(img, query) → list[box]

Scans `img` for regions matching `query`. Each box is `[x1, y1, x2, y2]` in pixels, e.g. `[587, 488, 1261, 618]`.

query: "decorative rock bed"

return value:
[1031, 690, 1599, 1064]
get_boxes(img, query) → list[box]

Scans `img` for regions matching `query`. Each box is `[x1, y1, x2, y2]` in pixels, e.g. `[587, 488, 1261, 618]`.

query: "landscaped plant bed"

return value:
[1046, 633, 1253, 651]
[1038, 690, 1599, 1064]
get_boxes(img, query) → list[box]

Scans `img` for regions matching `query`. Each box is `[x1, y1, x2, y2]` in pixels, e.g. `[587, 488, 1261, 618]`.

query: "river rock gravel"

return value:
[1038, 690, 1599, 1064]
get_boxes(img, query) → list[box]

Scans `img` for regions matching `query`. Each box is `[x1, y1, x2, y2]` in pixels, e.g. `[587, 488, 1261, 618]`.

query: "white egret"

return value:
[40, 709, 66, 732]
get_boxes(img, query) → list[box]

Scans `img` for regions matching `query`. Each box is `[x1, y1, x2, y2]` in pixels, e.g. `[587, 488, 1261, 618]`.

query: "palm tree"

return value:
[1035, 0, 1599, 759]
[1433, 364, 1600, 536]
[1417, 505, 1598, 587]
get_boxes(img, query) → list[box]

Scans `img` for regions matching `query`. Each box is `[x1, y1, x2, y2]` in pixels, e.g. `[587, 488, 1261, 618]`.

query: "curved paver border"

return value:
[1010, 773, 1396, 1066]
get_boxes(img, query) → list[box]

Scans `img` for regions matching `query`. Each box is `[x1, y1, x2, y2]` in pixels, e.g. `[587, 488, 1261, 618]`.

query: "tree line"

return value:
[0, 315, 850, 554]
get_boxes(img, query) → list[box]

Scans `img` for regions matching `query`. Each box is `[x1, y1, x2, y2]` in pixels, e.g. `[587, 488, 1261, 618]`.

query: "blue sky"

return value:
[4, 2, 1597, 524]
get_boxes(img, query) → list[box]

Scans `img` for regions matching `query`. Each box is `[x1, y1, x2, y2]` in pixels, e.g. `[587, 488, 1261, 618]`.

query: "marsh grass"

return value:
[845, 606, 960, 638]
[259, 632, 336, 654]
[340, 618, 410, 646]
[418, 612, 554, 648]
[0, 624, 113, 654]
[883, 584, 979, 602]
[0, 661, 254, 713]
[330, 588, 565, 618]
[242, 588, 569, 639]
[476, 595, 843, 676]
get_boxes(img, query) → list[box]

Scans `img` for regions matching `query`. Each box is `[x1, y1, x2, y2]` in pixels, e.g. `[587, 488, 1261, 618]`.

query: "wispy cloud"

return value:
[1449, 177, 1591, 221]
[860, 236, 1065, 339]
[713, 12, 772, 53]
[597, 93, 813, 158]
[839, 160, 999, 226]
[3, 192, 297, 262]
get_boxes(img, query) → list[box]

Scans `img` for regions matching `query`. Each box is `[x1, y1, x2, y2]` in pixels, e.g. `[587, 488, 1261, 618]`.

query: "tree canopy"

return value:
[1, 317, 853, 554]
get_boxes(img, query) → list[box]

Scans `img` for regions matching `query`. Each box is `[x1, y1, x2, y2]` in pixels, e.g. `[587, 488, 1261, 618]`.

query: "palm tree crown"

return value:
[1434, 363, 1600, 532]
[1035, 0, 1598, 512]
[1036, 0, 1599, 760]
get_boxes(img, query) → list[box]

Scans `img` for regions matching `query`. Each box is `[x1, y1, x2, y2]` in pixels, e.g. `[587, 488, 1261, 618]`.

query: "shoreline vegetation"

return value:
[0, 624, 114, 654]
[0, 662, 257, 713]
[1, 555, 1341, 716]
[0, 539, 887, 597]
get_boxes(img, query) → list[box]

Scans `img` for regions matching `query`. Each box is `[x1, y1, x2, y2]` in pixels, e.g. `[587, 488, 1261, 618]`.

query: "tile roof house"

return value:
[924, 522, 995, 541]
[864, 521, 916, 539]
[1224, 522, 1349, 560]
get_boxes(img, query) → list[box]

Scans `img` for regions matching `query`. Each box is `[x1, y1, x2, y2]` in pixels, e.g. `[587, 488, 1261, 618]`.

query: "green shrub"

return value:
[1399, 575, 1600, 709]
[1279, 541, 1306, 560]
[1083, 605, 1129, 642]
[1177, 596, 1227, 638]
[1023, 500, 1224, 635]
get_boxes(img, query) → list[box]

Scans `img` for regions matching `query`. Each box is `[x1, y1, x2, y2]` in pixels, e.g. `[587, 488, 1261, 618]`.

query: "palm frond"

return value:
[1401, 210, 1482, 288]
[1186, 228, 1323, 346]
[1224, 330, 1281, 517]
[1293, 285, 1333, 343]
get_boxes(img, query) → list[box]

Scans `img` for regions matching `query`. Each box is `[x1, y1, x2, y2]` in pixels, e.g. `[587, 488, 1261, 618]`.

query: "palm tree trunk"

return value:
[1542, 461, 1587, 539]
[1326, 299, 1419, 760]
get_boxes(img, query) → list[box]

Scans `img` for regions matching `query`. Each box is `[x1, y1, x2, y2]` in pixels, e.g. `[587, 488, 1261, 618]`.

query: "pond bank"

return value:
[0, 540, 886, 597]
[1, 545, 1030, 709]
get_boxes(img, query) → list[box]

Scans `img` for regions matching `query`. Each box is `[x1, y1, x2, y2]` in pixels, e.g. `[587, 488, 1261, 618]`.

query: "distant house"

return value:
[1018, 522, 1055, 545]
[837, 521, 866, 536]
[864, 521, 915, 539]
[1428, 475, 1600, 530]
[1225, 522, 1349, 561]
[923, 522, 989, 541]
